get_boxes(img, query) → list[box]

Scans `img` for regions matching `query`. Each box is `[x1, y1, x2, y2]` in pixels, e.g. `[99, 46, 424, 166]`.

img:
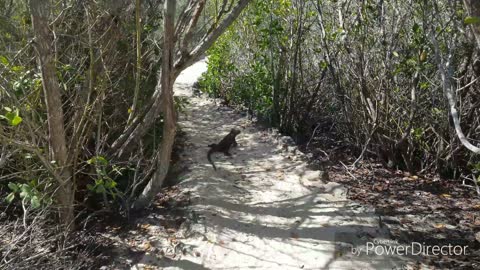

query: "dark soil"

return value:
[84, 185, 190, 269]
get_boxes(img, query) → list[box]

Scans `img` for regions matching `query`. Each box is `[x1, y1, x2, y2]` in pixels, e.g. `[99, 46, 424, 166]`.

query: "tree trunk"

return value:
[133, 0, 176, 209]
[30, 0, 74, 228]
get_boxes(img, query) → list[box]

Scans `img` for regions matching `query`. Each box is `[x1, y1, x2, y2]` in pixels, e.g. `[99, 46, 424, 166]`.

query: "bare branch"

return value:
[174, 0, 251, 75]
[430, 30, 480, 154]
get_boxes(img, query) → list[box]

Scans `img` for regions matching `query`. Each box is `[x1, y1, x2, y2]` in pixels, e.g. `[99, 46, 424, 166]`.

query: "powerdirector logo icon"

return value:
[350, 239, 469, 257]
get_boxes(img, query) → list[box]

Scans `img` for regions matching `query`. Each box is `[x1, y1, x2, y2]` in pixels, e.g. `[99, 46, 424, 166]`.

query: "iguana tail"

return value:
[207, 145, 217, 170]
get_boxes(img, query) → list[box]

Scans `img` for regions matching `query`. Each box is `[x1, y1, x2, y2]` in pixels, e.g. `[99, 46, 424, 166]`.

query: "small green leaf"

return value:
[8, 182, 19, 192]
[3, 107, 12, 112]
[11, 66, 24, 72]
[19, 191, 28, 198]
[392, 51, 399, 57]
[6, 193, 15, 203]
[319, 60, 328, 70]
[29, 179, 38, 187]
[10, 115, 22, 126]
[419, 82, 430, 90]
[30, 196, 41, 209]
[0, 56, 9, 66]
[95, 178, 104, 185]
[86, 184, 94, 191]
[87, 156, 108, 166]
[464, 16, 480, 25]
[105, 179, 117, 189]
[473, 162, 480, 171]
[96, 156, 108, 166]
[95, 185, 106, 194]
[3, 109, 21, 126]
[5, 111, 15, 121]
[406, 58, 417, 66]
[19, 184, 32, 198]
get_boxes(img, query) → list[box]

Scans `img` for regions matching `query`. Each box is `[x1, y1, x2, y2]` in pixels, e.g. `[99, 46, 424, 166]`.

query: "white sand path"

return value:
[133, 59, 428, 270]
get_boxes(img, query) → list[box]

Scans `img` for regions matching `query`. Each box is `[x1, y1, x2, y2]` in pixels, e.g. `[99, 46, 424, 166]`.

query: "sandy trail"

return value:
[134, 60, 425, 270]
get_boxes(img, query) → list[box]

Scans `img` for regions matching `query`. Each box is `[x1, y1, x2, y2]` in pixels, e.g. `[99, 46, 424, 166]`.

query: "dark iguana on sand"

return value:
[207, 128, 241, 170]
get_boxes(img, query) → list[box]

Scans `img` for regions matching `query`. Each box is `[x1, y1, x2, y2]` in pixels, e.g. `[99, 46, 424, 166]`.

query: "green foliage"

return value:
[199, 30, 236, 97]
[86, 156, 123, 200]
[464, 16, 480, 25]
[1, 53, 42, 99]
[0, 55, 8, 65]
[200, 0, 288, 121]
[6, 180, 52, 209]
[174, 96, 190, 113]
[0, 107, 23, 126]
[200, 0, 478, 175]
[87, 155, 109, 166]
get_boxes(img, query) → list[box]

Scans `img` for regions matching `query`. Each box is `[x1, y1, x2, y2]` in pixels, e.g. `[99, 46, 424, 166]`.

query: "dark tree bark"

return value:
[133, 0, 177, 210]
[30, 0, 74, 228]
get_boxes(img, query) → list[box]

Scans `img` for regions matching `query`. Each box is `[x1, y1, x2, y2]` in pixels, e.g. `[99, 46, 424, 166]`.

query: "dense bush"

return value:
[200, 0, 480, 178]
[0, 0, 251, 265]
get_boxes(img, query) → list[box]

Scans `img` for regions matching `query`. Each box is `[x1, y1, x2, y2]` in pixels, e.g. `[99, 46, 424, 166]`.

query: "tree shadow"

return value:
[160, 76, 425, 269]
